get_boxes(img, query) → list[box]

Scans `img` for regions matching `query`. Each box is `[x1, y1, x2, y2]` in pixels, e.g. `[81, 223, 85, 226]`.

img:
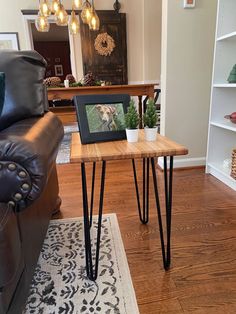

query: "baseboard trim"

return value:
[158, 157, 206, 169]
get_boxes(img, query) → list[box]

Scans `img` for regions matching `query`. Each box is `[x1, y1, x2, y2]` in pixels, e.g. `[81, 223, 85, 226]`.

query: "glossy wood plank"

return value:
[56, 160, 236, 313]
[70, 130, 188, 163]
[48, 84, 155, 101]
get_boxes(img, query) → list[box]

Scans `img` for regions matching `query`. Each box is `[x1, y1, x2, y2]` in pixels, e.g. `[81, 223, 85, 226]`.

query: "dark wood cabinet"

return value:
[80, 11, 128, 85]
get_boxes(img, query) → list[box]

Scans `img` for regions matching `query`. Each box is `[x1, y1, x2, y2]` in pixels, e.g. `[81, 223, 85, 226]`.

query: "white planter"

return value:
[126, 128, 139, 143]
[144, 127, 158, 141]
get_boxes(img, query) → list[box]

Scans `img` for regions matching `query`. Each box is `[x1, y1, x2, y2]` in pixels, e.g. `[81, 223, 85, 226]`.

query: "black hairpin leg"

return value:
[89, 162, 96, 228]
[81, 161, 106, 281]
[132, 158, 150, 224]
[151, 156, 173, 270]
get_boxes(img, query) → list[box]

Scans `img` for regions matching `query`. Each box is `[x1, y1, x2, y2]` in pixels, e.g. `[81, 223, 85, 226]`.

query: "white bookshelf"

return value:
[206, 0, 236, 191]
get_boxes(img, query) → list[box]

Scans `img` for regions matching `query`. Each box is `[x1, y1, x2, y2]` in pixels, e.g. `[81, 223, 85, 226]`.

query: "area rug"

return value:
[24, 214, 139, 314]
[56, 124, 79, 164]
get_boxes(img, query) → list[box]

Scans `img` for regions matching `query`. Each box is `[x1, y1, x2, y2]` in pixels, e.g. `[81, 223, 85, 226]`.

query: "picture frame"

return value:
[183, 0, 195, 8]
[74, 94, 130, 144]
[0, 32, 20, 50]
[54, 64, 63, 76]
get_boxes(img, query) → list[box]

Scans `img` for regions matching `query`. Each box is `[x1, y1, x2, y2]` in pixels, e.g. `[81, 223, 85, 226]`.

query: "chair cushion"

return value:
[0, 72, 5, 115]
[0, 50, 47, 131]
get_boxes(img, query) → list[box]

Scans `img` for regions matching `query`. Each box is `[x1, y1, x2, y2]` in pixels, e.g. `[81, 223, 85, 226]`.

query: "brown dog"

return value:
[95, 104, 118, 131]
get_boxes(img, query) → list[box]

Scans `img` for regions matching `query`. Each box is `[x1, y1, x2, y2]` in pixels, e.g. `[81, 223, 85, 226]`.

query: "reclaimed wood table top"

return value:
[48, 84, 156, 100]
[70, 130, 188, 163]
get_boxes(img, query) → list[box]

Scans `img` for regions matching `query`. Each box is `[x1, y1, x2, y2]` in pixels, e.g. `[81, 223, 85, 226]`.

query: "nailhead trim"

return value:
[8, 163, 16, 171]
[19, 171, 27, 178]
[22, 183, 30, 191]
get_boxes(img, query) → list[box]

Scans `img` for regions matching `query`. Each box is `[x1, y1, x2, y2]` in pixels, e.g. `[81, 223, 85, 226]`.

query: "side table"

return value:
[70, 130, 188, 281]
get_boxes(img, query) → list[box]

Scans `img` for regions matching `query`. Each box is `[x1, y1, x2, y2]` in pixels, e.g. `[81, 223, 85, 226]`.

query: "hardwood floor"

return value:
[56, 160, 236, 313]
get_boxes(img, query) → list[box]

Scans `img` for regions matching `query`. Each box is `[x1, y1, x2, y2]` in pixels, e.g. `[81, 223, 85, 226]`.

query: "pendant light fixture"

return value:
[89, 0, 100, 31]
[73, 0, 82, 9]
[55, 3, 69, 26]
[39, 0, 51, 17]
[51, 0, 60, 14]
[36, 0, 101, 34]
[81, 0, 92, 24]
[35, 11, 50, 32]
[69, 8, 80, 35]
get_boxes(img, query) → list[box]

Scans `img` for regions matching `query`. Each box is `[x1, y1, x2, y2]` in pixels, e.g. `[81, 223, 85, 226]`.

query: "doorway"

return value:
[31, 23, 72, 81]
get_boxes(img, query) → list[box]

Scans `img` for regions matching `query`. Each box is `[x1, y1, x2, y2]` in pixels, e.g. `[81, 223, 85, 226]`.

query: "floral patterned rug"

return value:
[24, 214, 139, 314]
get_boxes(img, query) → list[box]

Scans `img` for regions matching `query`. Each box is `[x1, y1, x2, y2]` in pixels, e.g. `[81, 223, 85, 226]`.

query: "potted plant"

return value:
[143, 98, 158, 141]
[125, 99, 140, 142]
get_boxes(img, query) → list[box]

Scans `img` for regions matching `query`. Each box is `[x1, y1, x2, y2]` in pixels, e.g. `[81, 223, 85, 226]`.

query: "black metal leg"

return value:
[151, 156, 174, 270]
[132, 158, 150, 224]
[81, 161, 106, 281]
[89, 162, 96, 228]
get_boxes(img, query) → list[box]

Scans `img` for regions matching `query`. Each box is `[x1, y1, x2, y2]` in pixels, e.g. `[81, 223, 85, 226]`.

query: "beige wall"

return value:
[161, 0, 217, 167]
[0, 0, 161, 83]
[144, 0, 162, 82]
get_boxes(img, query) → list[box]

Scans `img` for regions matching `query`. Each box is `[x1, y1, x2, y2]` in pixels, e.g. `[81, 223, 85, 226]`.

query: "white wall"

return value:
[144, 0, 162, 83]
[161, 0, 217, 167]
[0, 0, 161, 83]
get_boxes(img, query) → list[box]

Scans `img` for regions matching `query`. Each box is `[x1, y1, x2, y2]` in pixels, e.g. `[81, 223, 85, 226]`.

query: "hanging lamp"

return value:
[35, 11, 50, 32]
[89, 0, 100, 31]
[69, 7, 80, 35]
[81, 0, 92, 24]
[55, 3, 69, 26]
[39, 0, 51, 17]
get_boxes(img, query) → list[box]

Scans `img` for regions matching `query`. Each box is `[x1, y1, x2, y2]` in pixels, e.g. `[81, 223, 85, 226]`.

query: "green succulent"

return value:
[143, 98, 158, 128]
[125, 99, 140, 129]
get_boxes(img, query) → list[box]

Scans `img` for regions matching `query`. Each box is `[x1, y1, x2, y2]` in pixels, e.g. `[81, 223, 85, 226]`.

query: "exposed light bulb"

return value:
[73, 0, 82, 9]
[51, 0, 60, 14]
[39, 0, 51, 17]
[81, 0, 92, 24]
[69, 10, 80, 35]
[89, 8, 100, 31]
[55, 4, 69, 26]
[35, 12, 50, 32]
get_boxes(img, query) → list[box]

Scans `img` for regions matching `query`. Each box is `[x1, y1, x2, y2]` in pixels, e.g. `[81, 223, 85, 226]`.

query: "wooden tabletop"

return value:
[48, 84, 156, 100]
[70, 130, 188, 163]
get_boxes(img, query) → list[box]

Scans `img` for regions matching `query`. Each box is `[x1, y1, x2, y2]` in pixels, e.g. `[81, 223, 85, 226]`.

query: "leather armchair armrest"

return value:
[0, 112, 64, 209]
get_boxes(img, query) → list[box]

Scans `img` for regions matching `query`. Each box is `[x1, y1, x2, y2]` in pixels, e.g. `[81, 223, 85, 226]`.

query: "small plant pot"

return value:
[144, 127, 158, 141]
[126, 128, 139, 143]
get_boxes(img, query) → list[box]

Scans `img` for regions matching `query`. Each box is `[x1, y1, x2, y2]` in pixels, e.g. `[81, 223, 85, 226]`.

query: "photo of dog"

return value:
[85, 103, 126, 134]
[95, 104, 118, 131]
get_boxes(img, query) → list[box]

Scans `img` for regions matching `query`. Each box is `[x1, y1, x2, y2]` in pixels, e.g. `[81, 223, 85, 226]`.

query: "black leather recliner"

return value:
[0, 50, 64, 314]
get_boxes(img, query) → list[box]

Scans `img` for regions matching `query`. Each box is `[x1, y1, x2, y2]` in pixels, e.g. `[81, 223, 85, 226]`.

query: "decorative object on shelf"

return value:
[74, 94, 130, 144]
[94, 32, 116, 56]
[125, 99, 140, 143]
[64, 79, 69, 88]
[35, 0, 100, 35]
[227, 64, 236, 83]
[82, 71, 96, 86]
[143, 98, 158, 141]
[65, 74, 76, 84]
[183, 0, 195, 8]
[224, 112, 236, 124]
[231, 149, 236, 179]
[44, 76, 61, 87]
[0, 33, 20, 50]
